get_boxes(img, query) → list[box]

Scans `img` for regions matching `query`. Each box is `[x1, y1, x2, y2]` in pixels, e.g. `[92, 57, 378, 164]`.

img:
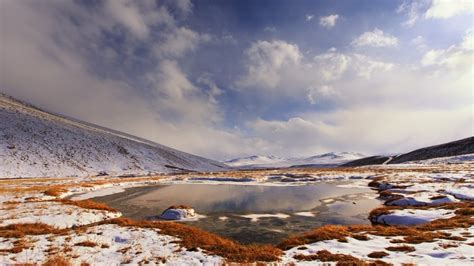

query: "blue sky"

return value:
[1, 0, 473, 160]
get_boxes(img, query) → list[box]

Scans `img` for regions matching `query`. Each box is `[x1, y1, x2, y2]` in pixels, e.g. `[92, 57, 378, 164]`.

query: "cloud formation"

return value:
[398, 0, 474, 26]
[352, 29, 398, 47]
[0, 0, 471, 160]
[319, 14, 339, 28]
[425, 0, 474, 19]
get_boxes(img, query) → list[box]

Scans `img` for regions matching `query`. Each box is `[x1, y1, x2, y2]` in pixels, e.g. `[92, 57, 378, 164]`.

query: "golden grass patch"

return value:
[43, 255, 72, 266]
[104, 217, 282, 263]
[57, 199, 117, 212]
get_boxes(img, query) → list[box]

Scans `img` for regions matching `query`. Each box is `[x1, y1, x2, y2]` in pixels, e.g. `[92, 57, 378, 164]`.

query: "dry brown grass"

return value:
[58, 199, 117, 212]
[43, 255, 71, 266]
[0, 238, 33, 254]
[293, 250, 391, 265]
[44, 186, 68, 197]
[278, 225, 351, 250]
[104, 217, 282, 263]
[385, 245, 416, 252]
[74, 241, 97, 247]
[0, 223, 66, 238]
[352, 234, 370, 241]
[279, 202, 474, 250]
[367, 251, 389, 258]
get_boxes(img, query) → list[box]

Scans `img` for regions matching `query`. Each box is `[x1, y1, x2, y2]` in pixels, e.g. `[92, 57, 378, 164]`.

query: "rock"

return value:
[159, 205, 197, 220]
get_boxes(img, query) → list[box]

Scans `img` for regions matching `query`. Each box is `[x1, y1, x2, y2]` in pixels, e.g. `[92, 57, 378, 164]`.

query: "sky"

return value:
[0, 0, 473, 160]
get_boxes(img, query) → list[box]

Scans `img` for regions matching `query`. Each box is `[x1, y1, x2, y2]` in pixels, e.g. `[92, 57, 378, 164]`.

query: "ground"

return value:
[0, 161, 473, 265]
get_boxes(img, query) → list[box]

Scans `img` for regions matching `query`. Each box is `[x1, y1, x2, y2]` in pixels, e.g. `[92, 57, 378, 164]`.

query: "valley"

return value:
[0, 161, 472, 265]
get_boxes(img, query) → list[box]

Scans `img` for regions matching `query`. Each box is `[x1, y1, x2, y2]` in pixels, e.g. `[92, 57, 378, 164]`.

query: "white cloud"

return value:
[352, 54, 394, 79]
[421, 30, 474, 71]
[352, 29, 398, 47]
[307, 85, 335, 104]
[425, 0, 474, 19]
[412, 35, 427, 50]
[105, 0, 149, 38]
[104, 0, 174, 39]
[154, 27, 211, 58]
[398, 0, 473, 26]
[0, 0, 254, 160]
[306, 14, 315, 21]
[319, 14, 339, 28]
[461, 28, 474, 50]
[236, 40, 302, 89]
[397, 0, 428, 27]
[312, 52, 350, 81]
[237, 41, 394, 94]
[172, 0, 193, 16]
[246, 103, 472, 157]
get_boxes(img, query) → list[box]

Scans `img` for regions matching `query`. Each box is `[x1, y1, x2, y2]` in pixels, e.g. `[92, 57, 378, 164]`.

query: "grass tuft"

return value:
[44, 187, 68, 197]
[278, 225, 350, 250]
[75, 241, 97, 247]
[58, 199, 117, 212]
[0, 223, 64, 238]
[367, 251, 389, 258]
[43, 255, 71, 266]
[385, 245, 416, 252]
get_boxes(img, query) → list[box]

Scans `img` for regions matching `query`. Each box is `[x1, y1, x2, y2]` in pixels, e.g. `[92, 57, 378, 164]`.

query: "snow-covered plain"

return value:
[0, 157, 472, 264]
[0, 94, 228, 178]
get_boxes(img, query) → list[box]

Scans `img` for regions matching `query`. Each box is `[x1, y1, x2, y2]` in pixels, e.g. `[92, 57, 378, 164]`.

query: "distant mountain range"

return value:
[0, 93, 228, 178]
[225, 152, 366, 168]
[341, 137, 474, 167]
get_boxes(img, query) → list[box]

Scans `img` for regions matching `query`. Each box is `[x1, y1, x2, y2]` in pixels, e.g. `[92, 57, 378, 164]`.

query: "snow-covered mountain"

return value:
[0, 94, 228, 178]
[224, 155, 286, 167]
[225, 152, 365, 168]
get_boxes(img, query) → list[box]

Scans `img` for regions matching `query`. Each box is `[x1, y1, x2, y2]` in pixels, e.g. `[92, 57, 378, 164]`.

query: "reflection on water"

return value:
[93, 182, 381, 244]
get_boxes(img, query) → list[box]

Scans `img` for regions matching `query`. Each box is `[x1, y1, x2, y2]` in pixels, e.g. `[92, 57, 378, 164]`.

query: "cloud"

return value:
[236, 41, 394, 96]
[0, 0, 252, 160]
[236, 40, 302, 89]
[248, 106, 472, 156]
[397, 0, 429, 27]
[104, 0, 150, 39]
[154, 27, 211, 58]
[421, 30, 473, 80]
[398, 0, 473, 26]
[307, 85, 335, 105]
[352, 29, 398, 47]
[412, 35, 427, 50]
[319, 14, 339, 28]
[312, 52, 350, 81]
[1, 0, 471, 161]
[235, 35, 471, 156]
[306, 14, 315, 21]
[425, 0, 474, 19]
[171, 0, 193, 16]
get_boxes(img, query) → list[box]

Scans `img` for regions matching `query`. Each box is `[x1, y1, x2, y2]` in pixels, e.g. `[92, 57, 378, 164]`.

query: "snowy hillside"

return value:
[225, 152, 365, 168]
[0, 94, 228, 178]
[342, 137, 474, 167]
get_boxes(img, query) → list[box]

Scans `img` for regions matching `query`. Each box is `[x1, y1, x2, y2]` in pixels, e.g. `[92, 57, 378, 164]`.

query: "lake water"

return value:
[93, 182, 381, 244]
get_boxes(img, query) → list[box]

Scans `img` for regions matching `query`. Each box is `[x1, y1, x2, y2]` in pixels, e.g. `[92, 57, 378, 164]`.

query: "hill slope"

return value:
[0, 94, 228, 178]
[389, 137, 474, 164]
[342, 137, 474, 167]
